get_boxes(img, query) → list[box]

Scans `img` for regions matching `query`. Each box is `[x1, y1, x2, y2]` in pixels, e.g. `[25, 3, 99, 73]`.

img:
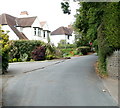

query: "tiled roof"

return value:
[0, 13, 29, 40]
[0, 13, 7, 25]
[51, 26, 73, 36]
[17, 17, 37, 27]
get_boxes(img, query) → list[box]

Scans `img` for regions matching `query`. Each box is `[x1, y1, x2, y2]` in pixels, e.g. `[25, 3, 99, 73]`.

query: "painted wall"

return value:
[2, 25, 19, 40]
[32, 17, 42, 28]
[2, 17, 50, 43]
[17, 18, 49, 43]
[50, 35, 66, 46]
[50, 34, 75, 46]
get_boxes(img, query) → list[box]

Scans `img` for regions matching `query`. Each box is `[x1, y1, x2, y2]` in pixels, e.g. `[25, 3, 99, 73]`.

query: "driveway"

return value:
[2, 54, 118, 106]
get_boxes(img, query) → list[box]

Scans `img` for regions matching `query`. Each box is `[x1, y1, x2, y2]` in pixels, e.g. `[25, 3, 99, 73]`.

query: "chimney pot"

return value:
[20, 11, 29, 15]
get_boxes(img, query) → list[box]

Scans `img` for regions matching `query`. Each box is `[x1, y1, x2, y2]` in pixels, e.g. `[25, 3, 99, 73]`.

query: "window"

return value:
[43, 31, 46, 38]
[47, 32, 49, 37]
[67, 35, 70, 40]
[34, 28, 37, 36]
[38, 28, 41, 36]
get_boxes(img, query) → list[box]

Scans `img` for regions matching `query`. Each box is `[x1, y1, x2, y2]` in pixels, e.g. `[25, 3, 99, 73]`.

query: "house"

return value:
[0, 12, 50, 43]
[50, 26, 75, 46]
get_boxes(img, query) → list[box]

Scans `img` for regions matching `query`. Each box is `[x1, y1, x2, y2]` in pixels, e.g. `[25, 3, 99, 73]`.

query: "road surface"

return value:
[2, 54, 117, 106]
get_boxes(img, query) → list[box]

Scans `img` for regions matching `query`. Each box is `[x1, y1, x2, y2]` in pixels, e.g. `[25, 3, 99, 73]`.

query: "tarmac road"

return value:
[2, 54, 117, 106]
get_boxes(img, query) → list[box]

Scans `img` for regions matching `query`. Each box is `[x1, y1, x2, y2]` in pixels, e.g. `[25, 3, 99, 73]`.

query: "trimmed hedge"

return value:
[9, 40, 62, 62]
[77, 46, 91, 55]
[9, 40, 45, 62]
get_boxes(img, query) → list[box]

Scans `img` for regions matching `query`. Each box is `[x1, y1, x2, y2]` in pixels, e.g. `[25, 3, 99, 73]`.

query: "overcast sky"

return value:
[0, 0, 79, 31]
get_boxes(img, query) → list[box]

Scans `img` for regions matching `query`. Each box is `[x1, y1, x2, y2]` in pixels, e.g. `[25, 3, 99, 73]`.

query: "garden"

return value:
[57, 39, 93, 58]
[0, 26, 93, 74]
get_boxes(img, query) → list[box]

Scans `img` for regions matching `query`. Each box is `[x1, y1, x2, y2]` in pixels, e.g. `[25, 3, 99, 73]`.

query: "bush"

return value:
[46, 55, 54, 60]
[9, 40, 45, 62]
[58, 44, 76, 49]
[20, 53, 28, 62]
[77, 46, 91, 55]
[58, 39, 76, 49]
[18, 58, 22, 62]
[9, 40, 62, 62]
[12, 58, 17, 62]
[60, 48, 79, 57]
[46, 43, 62, 59]
[32, 46, 46, 61]
[0, 26, 10, 74]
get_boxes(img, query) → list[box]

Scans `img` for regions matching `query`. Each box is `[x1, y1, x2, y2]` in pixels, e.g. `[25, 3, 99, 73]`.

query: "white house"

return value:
[50, 26, 75, 46]
[0, 12, 50, 43]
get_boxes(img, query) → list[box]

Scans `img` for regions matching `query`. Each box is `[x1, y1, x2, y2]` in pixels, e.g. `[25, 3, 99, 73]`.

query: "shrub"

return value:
[0, 26, 10, 74]
[60, 48, 73, 54]
[12, 58, 17, 62]
[9, 40, 45, 62]
[58, 39, 76, 49]
[46, 43, 62, 59]
[20, 53, 28, 62]
[32, 46, 46, 61]
[9, 40, 62, 62]
[60, 48, 78, 57]
[18, 58, 22, 62]
[77, 46, 91, 55]
[46, 55, 54, 60]
[46, 43, 56, 55]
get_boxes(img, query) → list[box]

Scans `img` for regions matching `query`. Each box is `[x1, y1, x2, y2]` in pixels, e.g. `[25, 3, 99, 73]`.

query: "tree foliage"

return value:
[61, 2, 71, 14]
[74, 2, 120, 74]
[0, 26, 10, 74]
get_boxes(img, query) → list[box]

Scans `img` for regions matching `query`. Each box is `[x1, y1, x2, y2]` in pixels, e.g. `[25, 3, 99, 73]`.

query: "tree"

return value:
[74, 2, 120, 74]
[61, 1, 71, 14]
[0, 26, 10, 74]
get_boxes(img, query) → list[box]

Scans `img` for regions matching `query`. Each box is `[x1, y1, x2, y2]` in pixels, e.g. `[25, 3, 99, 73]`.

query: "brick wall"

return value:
[106, 50, 120, 79]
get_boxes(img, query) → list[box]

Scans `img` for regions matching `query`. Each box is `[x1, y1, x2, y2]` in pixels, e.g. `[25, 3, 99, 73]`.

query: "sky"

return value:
[0, 0, 79, 31]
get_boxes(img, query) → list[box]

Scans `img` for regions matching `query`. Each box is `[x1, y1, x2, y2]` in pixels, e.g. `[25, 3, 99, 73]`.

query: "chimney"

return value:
[68, 25, 72, 29]
[19, 11, 29, 18]
[20, 11, 29, 15]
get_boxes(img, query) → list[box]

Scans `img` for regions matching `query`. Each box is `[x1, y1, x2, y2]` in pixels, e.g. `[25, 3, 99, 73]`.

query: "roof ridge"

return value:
[18, 16, 37, 19]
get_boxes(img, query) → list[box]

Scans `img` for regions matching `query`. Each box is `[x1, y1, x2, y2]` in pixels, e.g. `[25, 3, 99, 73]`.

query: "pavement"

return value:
[0, 54, 119, 106]
[7, 59, 66, 76]
[102, 77, 118, 105]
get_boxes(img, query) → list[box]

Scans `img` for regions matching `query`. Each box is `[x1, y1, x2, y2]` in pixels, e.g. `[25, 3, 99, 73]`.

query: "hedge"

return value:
[77, 46, 91, 55]
[9, 40, 46, 62]
[97, 3, 120, 74]
[9, 40, 62, 62]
